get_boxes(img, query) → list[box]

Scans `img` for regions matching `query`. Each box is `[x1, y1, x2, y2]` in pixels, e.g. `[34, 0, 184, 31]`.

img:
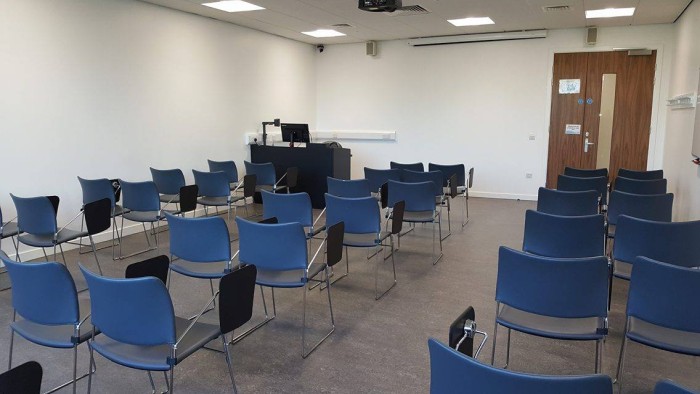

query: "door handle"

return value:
[584, 137, 595, 153]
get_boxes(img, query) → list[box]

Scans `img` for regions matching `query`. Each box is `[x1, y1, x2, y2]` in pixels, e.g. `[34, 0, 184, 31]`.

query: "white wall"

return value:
[314, 25, 675, 200]
[0, 0, 316, 258]
[662, 0, 700, 221]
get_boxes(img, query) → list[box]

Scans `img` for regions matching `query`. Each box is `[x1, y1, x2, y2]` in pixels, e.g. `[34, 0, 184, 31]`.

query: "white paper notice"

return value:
[565, 124, 581, 135]
[559, 79, 581, 94]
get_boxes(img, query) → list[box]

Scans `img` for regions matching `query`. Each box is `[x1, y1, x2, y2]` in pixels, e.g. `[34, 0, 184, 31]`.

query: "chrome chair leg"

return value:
[147, 371, 157, 394]
[504, 328, 511, 369]
[302, 267, 335, 358]
[491, 304, 499, 365]
[374, 240, 397, 301]
[595, 339, 602, 374]
[615, 319, 630, 387]
[222, 334, 238, 394]
[232, 285, 276, 344]
[88, 234, 103, 275]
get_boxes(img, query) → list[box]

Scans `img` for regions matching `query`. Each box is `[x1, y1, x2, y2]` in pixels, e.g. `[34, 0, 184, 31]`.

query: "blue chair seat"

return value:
[343, 232, 390, 247]
[169, 260, 230, 279]
[17, 228, 87, 248]
[91, 317, 220, 371]
[11, 299, 94, 348]
[256, 263, 326, 288]
[403, 210, 435, 223]
[159, 194, 180, 204]
[2, 222, 19, 238]
[197, 196, 228, 206]
[122, 211, 164, 223]
[497, 305, 605, 341]
[627, 317, 700, 357]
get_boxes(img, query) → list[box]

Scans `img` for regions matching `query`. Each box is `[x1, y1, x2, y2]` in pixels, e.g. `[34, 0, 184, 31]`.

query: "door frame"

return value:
[541, 44, 667, 185]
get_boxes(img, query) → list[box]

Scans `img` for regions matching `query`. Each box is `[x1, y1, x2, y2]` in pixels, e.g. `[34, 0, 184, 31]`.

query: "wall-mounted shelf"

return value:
[667, 93, 697, 109]
[244, 130, 396, 145]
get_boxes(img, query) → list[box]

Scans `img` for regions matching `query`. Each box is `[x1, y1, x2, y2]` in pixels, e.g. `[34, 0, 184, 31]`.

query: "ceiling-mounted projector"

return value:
[358, 0, 402, 12]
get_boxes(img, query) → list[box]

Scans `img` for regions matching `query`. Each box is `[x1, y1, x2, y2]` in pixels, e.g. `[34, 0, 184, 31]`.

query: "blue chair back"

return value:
[613, 216, 700, 268]
[244, 161, 276, 186]
[387, 180, 435, 212]
[629, 257, 700, 334]
[80, 265, 176, 346]
[614, 176, 667, 195]
[390, 161, 424, 172]
[496, 247, 608, 319]
[654, 379, 697, 394]
[78, 177, 116, 208]
[402, 170, 443, 196]
[119, 180, 161, 212]
[2, 256, 79, 325]
[207, 160, 239, 184]
[429, 163, 466, 187]
[523, 210, 605, 258]
[327, 177, 371, 198]
[11, 194, 57, 235]
[150, 168, 185, 195]
[236, 217, 307, 271]
[607, 191, 673, 225]
[325, 194, 380, 234]
[428, 338, 612, 394]
[364, 168, 401, 192]
[557, 175, 608, 205]
[192, 170, 230, 198]
[536, 187, 599, 216]
[262, 191, 313, 227]
[166, 213, 231, 262]
[564, 167, 609, 179]
[619, 168, 664, 180]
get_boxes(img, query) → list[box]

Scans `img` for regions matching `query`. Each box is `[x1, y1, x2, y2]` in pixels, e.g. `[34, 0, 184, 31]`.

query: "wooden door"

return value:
[545, 53, 589, 188]
[546, 50, 656, 187]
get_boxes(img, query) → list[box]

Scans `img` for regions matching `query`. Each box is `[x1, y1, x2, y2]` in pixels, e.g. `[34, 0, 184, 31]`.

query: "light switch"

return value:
[528, 134, 536, 140]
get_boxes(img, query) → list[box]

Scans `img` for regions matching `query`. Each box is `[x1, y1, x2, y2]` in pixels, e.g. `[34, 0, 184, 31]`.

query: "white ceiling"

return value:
[140, 0, 692, 44]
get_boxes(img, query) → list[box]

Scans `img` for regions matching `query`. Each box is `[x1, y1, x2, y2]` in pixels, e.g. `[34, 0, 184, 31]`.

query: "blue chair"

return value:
[619, 168, 664, 180]
[149, 168, 186, 205]
[0, 204, 21, 262]
[429, 338, 612, 394]
[429, 163, 471, 227]
[236, 217, 336, 357]
[616, 257, 700, 391]
[491, 247, 609, 373]
[614, 176, 667, 195]
[564, 167, 609, 179]
[606, 191, 673, 237]
[325, 194, 400, 299]
[262, 190, 323, 239]
[523, 210, 605, 258]
[536, 187, 599, 216]
[557, 174, 608, 209]
[2, 254, 95, 394]
[207, 159, 239, 190]
[11, 194, 88, 264]
[364, 167, 401, 195]
[390, 161, 424, 172]
[78, 177, 128, 260]
[402, 169, 452, 237]
[612, 215, 700, 281]
[655, 380, 698, 394]
[327, 177, 371, 198]
[166, 213, 233, 302]
[244, 161, 293, 193]
[118, 180, 170, 259]
[387, 180, 443, 264]
[193, 170, 250, 231]
[80, 262, 256, 394]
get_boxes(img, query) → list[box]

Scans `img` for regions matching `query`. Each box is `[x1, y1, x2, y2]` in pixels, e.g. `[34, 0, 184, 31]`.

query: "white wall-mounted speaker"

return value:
[366, 41, 377, 56]
[586, 27, 597, 46]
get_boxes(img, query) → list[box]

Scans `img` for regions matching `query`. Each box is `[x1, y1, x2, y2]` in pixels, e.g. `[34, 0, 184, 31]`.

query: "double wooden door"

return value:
[546, 51, 656, 188]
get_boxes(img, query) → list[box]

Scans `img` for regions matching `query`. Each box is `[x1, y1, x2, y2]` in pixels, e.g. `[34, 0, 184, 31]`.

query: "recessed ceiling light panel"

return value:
[448, 17, 495, 27]
[585, 7, 635, 18]
[202, 1, 264, 12]
[302, 29, 346, 38]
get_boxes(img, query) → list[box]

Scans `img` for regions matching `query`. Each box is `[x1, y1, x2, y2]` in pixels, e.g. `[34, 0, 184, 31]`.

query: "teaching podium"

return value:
[250, 143, 351, 208]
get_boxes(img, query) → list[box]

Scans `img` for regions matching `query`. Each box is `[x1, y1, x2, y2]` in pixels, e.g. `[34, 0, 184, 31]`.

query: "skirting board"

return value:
[470, 191, 537, 201]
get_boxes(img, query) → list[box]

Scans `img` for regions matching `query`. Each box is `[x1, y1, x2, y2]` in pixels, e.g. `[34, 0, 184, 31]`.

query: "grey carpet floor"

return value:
[0, 197, 698, 393]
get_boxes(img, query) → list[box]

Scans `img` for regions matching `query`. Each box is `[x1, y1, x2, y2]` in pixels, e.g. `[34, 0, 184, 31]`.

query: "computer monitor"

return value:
[281, 123, 311, 144]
